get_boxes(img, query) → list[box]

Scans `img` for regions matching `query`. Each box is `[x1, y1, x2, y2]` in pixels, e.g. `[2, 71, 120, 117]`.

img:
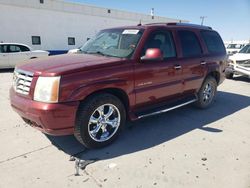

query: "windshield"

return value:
[80, 29, 143, 58]
[239, 44, 250, 54]
[227, 44, 243, 49]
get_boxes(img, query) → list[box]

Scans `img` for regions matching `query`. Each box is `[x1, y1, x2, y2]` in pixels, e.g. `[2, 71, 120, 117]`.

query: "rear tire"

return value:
[195, 76, 217, 109]
[74, 93, 126, 149]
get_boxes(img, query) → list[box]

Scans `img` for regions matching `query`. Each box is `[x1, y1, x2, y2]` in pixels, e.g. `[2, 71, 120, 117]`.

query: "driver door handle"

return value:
[201, 61, 207, 65]
[174, 65, 182, 70]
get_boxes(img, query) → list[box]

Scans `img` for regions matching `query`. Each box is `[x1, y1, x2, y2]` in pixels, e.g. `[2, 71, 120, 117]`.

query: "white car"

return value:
[226, 43, 246, 55]
[67, 48, 80, 54]
[0, 43, 49, 69]
[225, 44, 250, 78]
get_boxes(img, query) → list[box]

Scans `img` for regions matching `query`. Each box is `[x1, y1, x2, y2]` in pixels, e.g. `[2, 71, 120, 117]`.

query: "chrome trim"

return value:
[138, 99, 197, 119]
[14, 69, 34, 77]
[13, 69, 34, 95]
[88, 104, 121, 142]
[174, 65, 182, 69]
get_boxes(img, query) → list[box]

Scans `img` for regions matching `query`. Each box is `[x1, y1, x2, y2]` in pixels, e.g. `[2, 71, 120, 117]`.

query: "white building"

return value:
[0, 0, 187, 55]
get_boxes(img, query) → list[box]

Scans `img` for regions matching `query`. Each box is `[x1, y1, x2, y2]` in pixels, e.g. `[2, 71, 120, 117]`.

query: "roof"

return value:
[106, 22, 213, 31]
[0, 43, 31, 48]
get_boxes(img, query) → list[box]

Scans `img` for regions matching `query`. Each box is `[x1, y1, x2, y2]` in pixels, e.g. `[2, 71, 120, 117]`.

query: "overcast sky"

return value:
[68, 0, 250, 42]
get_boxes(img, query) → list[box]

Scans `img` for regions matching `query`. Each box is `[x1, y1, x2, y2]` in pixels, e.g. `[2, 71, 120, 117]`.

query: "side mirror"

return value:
[141, 48, 163, 61]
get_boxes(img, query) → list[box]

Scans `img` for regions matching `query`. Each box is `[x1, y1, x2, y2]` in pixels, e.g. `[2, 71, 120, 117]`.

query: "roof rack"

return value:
[144, 22, 169, 26]
[167, 22, 212, 30]
[143, 22, 212, 30]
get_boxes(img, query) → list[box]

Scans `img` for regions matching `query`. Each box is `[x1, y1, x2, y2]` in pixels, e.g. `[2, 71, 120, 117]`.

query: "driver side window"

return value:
[142, 31, 176, 59]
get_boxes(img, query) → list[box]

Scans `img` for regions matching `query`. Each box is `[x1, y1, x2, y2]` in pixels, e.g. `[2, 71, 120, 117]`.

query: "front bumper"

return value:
[10, 88, 79, 135]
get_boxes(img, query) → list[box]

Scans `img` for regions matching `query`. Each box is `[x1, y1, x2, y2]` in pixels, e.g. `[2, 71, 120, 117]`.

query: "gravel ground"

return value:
[0, 70, 250, 188]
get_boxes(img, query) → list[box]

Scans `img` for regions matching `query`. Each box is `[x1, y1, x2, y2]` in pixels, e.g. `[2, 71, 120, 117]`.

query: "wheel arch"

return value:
[206, 70, 220, 84]
[79, 88, 130, 115]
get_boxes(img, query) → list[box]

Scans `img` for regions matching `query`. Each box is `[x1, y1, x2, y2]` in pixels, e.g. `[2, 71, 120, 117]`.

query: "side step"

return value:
[136, 96, 197, 119]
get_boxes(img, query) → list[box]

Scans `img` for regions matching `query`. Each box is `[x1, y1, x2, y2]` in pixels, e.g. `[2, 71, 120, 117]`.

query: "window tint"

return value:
[0, 45, 3, 53]
[68, 37, 75, 45]
[9, 45, 21, 53]
[19, 45, 30, 52]
[178, 30, 202, 57]
[32, 36, 41, 45]
[142, 31, 176, 58]
[201, 31, 225, 54]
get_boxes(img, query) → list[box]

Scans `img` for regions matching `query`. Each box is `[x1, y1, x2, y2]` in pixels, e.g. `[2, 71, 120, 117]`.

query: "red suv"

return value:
[10, 23, 227, 148]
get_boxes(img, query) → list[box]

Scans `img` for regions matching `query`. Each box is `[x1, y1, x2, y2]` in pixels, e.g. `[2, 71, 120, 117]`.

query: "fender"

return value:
[64, 78, 135, 108]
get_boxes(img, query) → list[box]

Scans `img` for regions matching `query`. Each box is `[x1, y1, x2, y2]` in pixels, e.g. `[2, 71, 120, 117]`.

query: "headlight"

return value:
[34, 76, 60, 103]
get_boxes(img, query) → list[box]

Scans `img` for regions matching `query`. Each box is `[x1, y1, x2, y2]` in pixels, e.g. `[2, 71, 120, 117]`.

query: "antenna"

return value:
[200, 16, 207, 25]
[138, 19, 142, 26]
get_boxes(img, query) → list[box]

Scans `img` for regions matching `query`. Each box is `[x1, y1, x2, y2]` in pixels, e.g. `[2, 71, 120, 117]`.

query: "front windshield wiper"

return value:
[82, 51, 113, 57]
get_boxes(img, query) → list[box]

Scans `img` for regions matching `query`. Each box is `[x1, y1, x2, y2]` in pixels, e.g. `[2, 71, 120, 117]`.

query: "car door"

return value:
[8, 44, 31, 67]
[176, 30, 207, 94]
[134, 30, 183, 109]
[0, 45, 9, 68]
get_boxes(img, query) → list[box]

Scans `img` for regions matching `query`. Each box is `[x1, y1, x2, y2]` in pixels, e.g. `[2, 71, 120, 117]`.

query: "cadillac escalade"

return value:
[10, 23, 227, 148]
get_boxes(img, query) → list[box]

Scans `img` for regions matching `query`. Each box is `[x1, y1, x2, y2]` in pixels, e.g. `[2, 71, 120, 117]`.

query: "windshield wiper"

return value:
[84, 51, 112, 57]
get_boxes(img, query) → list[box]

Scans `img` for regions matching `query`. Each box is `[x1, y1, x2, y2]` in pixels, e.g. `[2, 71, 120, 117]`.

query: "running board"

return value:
[136, 97, 197, 119]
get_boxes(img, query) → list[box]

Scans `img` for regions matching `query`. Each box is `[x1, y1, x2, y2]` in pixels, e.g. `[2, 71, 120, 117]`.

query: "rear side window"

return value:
[201, 31, 225, 54]
[19, 45, 30, 52]
[178, 30, 202, 58]
[9, 45, 21, 53]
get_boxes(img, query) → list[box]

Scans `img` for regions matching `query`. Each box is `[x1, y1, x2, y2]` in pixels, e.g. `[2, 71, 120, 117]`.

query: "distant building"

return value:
[0, 0, 187, 55]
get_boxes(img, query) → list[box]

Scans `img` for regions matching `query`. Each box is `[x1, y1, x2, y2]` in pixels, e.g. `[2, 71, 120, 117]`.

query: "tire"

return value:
[74, 93, 126, 148]
[195, 76, 217, 109]
[225, 72, 234, 79]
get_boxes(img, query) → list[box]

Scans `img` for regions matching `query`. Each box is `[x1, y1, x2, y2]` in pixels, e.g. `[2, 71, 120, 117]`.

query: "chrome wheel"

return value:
[88, 104, 121, 142]
[202, 83, 213, 103]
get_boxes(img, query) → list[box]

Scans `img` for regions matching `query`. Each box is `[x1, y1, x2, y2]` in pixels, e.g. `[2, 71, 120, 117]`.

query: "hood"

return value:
[16, 54, 123, 76]
[229, 53, 250, 61]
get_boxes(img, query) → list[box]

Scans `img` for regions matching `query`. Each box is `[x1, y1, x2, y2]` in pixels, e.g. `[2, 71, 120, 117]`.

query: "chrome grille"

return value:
[236, 60, 250, 68]
[13, 69, 33, 95]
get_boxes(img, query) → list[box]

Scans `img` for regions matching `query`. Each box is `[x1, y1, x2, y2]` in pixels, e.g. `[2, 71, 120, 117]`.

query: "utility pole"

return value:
[200, 16, 207, 25]
[151, 8, 154, 19]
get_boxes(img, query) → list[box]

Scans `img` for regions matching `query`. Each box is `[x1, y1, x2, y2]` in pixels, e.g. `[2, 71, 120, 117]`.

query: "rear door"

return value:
[176, 30, 207, 94]
[134, 29, 183, 108]
[0, 45, 9, 68]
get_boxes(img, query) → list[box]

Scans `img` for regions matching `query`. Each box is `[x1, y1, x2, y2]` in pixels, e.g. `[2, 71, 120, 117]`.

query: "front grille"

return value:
[13, 69, 33, 95]
[236, 60, 250, 68]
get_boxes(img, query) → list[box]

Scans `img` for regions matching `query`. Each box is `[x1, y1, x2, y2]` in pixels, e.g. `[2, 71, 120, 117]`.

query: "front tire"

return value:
[74, 93, 126, 148]
[195, 76, 217, 109]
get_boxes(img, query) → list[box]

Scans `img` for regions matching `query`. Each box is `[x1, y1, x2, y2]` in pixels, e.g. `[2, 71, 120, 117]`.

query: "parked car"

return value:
[226, 43, 246, 55]
[0, 43, 49, 69]
[10, 23, 227, 148]
[225, 44, 250, 79]
[67, 48, 80, 54]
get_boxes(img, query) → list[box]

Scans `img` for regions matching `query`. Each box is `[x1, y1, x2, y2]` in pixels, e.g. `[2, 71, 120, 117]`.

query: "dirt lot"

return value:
[0, 70, 250, 188]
